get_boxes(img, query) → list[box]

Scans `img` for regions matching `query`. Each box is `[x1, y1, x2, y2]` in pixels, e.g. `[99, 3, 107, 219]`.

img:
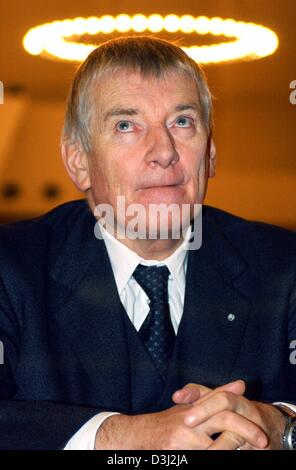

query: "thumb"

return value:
[172, 383, 211, 404]
[172, 380, 245, 405]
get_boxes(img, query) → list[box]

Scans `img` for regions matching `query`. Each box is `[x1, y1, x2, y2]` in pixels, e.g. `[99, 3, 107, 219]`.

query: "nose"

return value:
[144, 125, 179, 168]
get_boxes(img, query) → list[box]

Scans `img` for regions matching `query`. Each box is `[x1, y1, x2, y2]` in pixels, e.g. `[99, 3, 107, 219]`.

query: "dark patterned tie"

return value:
[132, 264, 175, 381]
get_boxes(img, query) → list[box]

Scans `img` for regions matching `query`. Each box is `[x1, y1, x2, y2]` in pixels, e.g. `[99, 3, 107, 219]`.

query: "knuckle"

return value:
[219, 410, 235, 427]
[199, 401, 212, 417]
[218, 391, 233, 408]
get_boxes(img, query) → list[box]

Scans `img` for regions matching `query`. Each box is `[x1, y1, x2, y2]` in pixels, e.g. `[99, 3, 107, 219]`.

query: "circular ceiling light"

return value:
[23, 14, 279, 65]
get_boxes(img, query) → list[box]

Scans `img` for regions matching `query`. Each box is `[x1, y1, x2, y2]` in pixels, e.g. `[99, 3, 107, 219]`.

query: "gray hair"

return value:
[62, 36, 213, 154]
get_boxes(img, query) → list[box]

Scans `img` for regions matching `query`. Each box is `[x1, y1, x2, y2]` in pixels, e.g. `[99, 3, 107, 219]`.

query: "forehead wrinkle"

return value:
[93, 71, 202, 133]
[174, 102, 201, 114]
[104, 107, 140, 122]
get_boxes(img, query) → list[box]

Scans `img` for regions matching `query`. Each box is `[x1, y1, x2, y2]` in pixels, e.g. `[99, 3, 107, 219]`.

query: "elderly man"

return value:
[0, 37, 295, 451]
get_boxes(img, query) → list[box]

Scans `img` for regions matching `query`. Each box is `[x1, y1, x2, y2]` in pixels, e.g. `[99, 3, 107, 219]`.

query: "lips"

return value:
[139, 184, 182, 190]
[136, 178, 185, 191]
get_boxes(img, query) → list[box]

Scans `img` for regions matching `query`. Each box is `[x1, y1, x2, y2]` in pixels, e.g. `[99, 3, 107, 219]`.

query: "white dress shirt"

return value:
[64, 226, 190, 449]
[65, 225, 296, 449]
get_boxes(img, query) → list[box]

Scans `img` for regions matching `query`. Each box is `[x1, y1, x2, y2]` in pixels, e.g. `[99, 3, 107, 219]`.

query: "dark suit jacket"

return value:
[0, 200, 295, 449]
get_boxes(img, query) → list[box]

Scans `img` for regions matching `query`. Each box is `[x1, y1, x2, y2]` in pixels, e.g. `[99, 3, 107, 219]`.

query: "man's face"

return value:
[85, 68, 215, 235]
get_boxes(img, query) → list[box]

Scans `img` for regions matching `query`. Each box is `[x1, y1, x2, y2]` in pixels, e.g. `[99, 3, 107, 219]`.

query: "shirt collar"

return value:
[99, 224, 190, 295]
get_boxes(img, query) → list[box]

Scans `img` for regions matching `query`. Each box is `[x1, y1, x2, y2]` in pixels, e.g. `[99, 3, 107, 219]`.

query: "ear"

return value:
[208, 134, 216, 178]
[61, 140, 91, 192]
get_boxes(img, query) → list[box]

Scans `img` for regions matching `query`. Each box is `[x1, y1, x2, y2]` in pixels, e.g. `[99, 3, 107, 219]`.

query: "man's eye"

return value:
[175, 117, 193, 128]
[116, 121, 133, 132]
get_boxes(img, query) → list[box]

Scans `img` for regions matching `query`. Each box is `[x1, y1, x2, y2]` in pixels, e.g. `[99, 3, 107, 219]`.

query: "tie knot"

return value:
[133, 264, 170, 305]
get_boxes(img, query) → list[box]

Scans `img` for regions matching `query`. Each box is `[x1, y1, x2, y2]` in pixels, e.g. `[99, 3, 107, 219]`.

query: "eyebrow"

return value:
[104, 107, 140, 121]
[174, 103, 201, 113]
[103, 102, 201, 122]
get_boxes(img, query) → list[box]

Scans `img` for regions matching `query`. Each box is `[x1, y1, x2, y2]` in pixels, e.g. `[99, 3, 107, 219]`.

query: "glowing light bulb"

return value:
[71, 17, 87, 35]
[179, 15, 195, 33]
[85, 17, 101, 35]
[195, 16, 210, 35]
[100, 15, 115, 34]
[115, 14, 131, 32]
[163, 14, 179, 33]
[23, 29, 44, 55]
[131, 14, 147, 32]
[147, 14, 163, 32]
[209, 17, 225, 36]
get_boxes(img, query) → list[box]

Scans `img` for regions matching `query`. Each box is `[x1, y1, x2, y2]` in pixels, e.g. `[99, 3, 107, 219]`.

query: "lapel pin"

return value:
[227, 313, 236, 322]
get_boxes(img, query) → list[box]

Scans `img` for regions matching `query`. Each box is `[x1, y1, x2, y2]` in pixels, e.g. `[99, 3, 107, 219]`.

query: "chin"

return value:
[124, 210, 190, 241]
[135, 186, 187, 206]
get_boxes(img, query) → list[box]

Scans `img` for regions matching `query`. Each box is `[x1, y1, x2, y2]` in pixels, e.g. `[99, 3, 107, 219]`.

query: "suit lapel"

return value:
[48, 209, 131, 412]
[162, 207, 254, 400]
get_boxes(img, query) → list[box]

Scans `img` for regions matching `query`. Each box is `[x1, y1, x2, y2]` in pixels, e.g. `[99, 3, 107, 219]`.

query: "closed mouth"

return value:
[137, 183, 184, 191]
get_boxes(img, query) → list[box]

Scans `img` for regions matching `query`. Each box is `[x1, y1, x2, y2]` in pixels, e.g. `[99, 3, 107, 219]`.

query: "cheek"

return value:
[92, 151, 138, 202]
[88, 151, 114, 203]
[180, 142, 208, 177]
[108, 145, 140, 184]
[179, 142, 209, 201]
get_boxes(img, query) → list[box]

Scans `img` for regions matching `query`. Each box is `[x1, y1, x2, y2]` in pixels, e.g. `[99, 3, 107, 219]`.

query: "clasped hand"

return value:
[96, 380, 286, 450]
[171, 380, 285, 450]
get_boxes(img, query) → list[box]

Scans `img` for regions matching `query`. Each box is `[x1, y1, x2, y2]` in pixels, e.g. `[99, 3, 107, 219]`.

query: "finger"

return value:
[206, 431, 246, 450]
[172, 383, 210, 404]
[173, 380, 245, 405]
[187, 430, 214, 450]
[184, 388, 248, 427]
[168, 414, 214, 450]
[194, 381, 246, 406]
[197, 411, 268, 449]
[219, 380, 246, 396]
